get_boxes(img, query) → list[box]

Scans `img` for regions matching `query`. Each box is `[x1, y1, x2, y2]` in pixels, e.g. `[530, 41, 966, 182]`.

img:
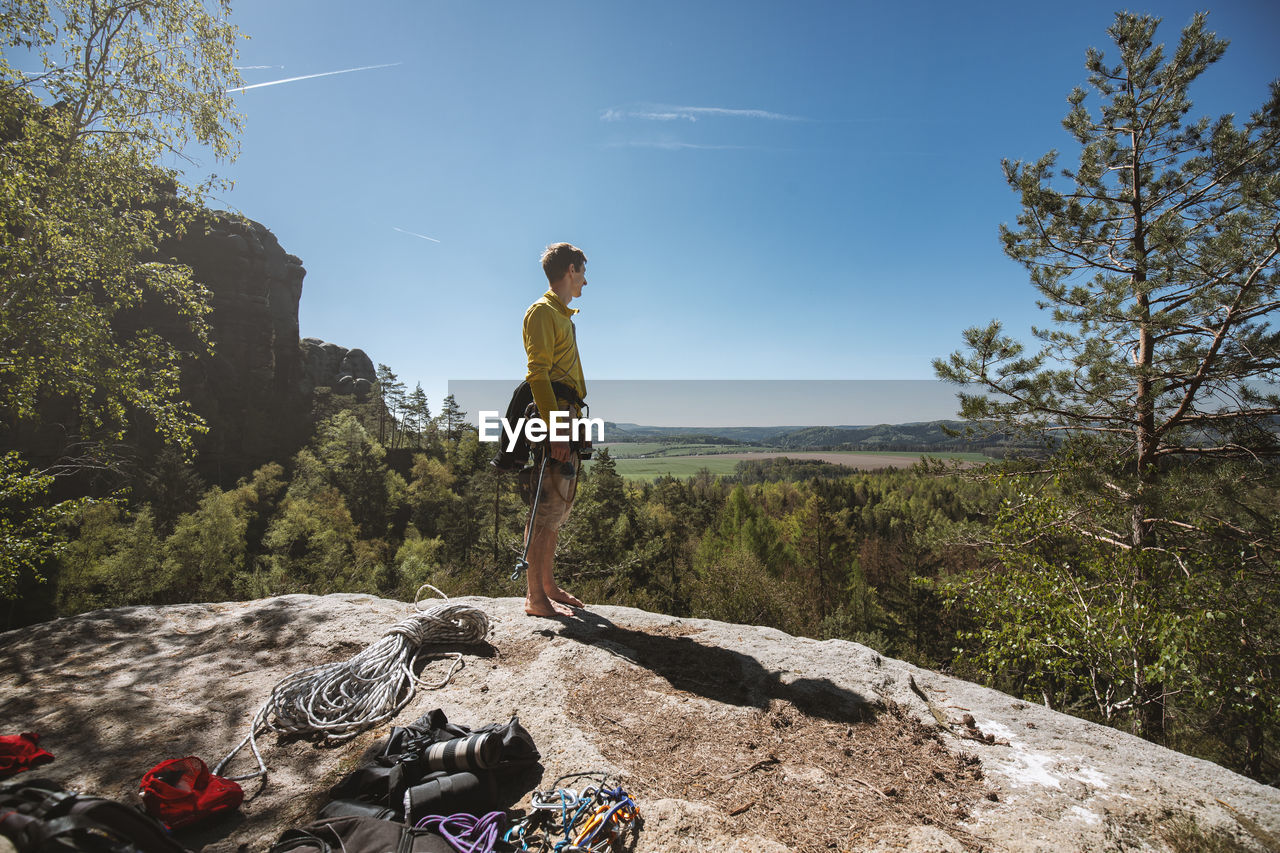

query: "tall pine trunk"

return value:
[1130, 115, 1164, 739]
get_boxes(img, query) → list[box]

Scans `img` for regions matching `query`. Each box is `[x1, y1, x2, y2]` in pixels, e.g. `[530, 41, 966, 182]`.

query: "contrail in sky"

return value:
[602, 104, 804, 122]
[227, 62, 400, 93]
[393, 226, 441, 243]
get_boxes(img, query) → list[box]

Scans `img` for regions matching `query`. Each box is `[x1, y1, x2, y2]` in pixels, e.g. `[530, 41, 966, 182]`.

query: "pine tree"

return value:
[438, 394, 465, 444]
[935, 12, 1280, 747]
[935, 12, 1280, 557]
[406, 383, 432, 450]
[375, 364, 406, 449]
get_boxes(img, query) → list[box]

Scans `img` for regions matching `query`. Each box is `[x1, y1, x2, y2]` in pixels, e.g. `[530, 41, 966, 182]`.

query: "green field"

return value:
[821, 450, 993, 463]
[586, 448, 992, 481]
[596, 456, 744, 480]
[597, 442, 762, 458]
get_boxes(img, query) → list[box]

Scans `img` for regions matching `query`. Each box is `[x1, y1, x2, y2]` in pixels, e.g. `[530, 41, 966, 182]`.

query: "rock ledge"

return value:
[1, 595, 1276, 852]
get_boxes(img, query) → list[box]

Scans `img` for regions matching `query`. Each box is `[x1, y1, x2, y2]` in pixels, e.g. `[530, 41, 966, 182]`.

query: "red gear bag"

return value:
[0, 732, 53, 778]
[139, 756, 243, 829]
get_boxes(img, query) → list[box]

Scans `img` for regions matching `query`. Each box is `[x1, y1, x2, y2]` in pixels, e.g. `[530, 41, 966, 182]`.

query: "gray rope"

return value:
[215, 586, 489, 782]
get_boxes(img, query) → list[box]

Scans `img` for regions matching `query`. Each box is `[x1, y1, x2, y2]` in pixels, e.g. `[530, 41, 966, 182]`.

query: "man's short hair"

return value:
[541, 243, 587, 283]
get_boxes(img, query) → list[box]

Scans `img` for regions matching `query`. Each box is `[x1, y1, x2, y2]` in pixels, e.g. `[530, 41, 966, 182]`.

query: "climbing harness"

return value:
[511, 454, 550, 581]
[493, 378, 593, 584]
[215, 586, 489, 783]
[502, 773, 641, 853]
[490, 381, 588, 473]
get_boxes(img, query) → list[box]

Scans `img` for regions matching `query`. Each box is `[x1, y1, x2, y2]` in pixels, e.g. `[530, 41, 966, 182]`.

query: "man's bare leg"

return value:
[524, 522, 573, 617]
[537, 523, 583, 608]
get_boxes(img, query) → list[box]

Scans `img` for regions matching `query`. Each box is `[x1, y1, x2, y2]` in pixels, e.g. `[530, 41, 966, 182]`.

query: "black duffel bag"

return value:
[0, 778, 189, 853]
[327, 710, 539, 815]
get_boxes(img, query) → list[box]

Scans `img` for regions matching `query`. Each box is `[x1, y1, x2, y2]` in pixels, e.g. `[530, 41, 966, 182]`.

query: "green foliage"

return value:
[374, 364, 407, 448]
[946, 483, 1278, 771]
[932, 12, 1280, 764]
[438, 394, 465, 443]
[0, 452, 82, 599]
[137, 447, 206, 534]
[58, 502, 162, 612]
[403, 383, 434, 451]
[559, 448, 634, 571]
[392, 527, 446, 601]
[50, 460, 288, 613]
[610, 457, 741, 480]
[947, 490, 1177, 724]
[1, 0, 243, 456]
[159, 486, 247, 602]
[1167, 558, 1279, 778]
[406, 454, 459, 540]
[246, 413, 407, 595]
[708, 484, 792, 570]
[312, 411, 406, 538]
[687, 539, 807, 630]
[253, 485, 368, 596]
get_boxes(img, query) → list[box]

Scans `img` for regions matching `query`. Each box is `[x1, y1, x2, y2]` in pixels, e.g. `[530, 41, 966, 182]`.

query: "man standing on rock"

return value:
[521, 242, 589, 617]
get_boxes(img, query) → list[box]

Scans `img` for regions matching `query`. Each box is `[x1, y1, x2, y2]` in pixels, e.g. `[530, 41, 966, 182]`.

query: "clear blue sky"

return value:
[206, 0, 1278, 425]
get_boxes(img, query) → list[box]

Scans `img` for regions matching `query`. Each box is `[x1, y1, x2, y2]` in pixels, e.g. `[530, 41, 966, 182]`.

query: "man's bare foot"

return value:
[546, 587, 584, 608]
[525, 596, 574, 618]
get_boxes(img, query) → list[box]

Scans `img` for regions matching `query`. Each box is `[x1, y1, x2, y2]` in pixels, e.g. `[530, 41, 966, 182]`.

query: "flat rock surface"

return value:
[1, 594, 1277, 851]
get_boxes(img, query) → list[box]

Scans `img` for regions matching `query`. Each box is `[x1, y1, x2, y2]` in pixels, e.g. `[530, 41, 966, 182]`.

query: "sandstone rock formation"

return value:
[165, 213, 312, 485]
[2, 595, 1277, 852]
[299, 338, 377, 398]
[162, 213, 380, 485]
[2, 212, 367, 489]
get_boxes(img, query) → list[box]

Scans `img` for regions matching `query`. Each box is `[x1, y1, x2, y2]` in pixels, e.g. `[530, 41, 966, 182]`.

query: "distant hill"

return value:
[603, 423, 815, 444]
[604, 420, 1014, 453]
[602, 413, 1279, 458]
[773, 421, 1009, 452]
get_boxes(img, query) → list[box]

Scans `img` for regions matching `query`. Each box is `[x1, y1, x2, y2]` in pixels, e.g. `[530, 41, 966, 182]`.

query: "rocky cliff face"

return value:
[299, 338, 376, 397]
[2, 595, 1277, 853]
[166, 213, 375, 485]
[165, 213, 310, 484]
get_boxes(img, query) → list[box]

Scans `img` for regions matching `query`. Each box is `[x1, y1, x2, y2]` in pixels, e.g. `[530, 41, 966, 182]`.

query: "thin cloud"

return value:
[393, 226, 441, 243]
[227, 62, 400, 93]
[602, 108, 690, 122]
[602, 104, 804, 122]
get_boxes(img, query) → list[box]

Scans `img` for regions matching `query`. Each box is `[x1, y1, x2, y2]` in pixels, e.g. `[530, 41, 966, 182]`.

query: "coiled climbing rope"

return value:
[417, 811, 507, 853]
[215, 585, 489, 782]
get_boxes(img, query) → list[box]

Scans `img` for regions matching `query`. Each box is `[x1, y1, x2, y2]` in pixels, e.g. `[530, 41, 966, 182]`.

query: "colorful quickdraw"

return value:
[502, 773, 641, 853]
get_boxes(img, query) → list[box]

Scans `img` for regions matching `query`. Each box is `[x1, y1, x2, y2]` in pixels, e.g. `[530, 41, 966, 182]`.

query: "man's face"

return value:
[570, 263, 587, 299]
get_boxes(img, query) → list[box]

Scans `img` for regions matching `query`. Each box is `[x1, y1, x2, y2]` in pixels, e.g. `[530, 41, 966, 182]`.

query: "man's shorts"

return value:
[519, 453, 579, 533]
